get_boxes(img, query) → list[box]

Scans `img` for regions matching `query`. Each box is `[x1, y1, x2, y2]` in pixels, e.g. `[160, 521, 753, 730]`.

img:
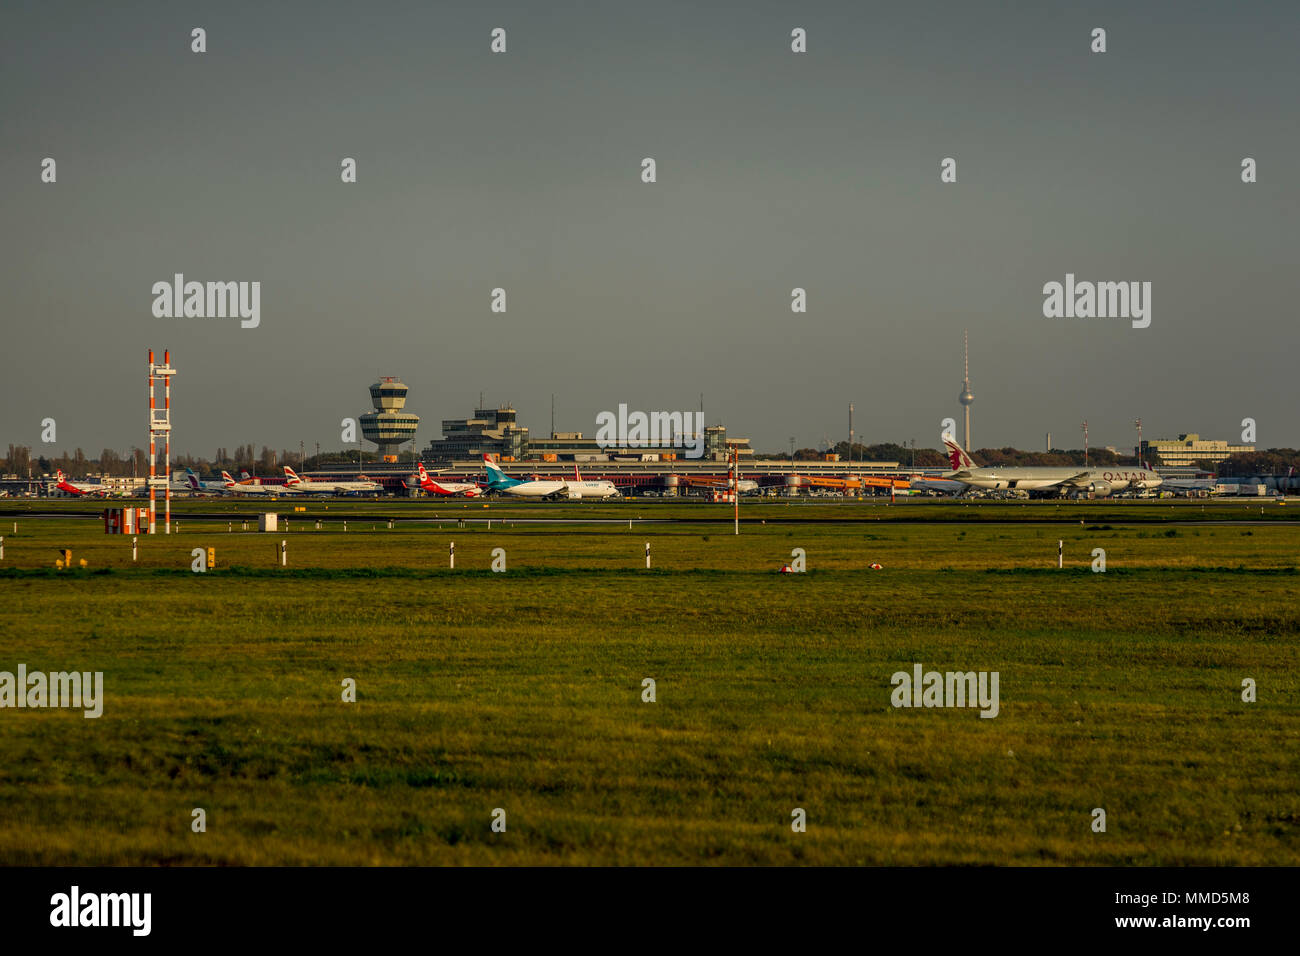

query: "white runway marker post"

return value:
[280, 540, 287, 566]
[0, 537, 4, 561]
[1058, 540, 1063, 569]
[645, 541, 651, 569]
[450, 541, 455, 569]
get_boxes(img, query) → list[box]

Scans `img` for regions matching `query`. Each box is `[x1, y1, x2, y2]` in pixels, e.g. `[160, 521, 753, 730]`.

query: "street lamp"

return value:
[1081, 421, 1089, 466]
[1134, 418, 1142, 465]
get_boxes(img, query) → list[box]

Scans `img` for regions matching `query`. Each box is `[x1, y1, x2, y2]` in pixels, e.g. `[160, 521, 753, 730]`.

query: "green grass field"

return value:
[1, 498, 1297, 865]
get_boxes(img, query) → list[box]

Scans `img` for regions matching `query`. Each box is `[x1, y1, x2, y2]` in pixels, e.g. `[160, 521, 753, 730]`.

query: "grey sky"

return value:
[2, 1, 1296, 458]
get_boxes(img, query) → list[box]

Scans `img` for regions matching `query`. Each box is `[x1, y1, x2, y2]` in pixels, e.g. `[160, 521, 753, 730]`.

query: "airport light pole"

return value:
[1134, 418, 1142, 464]
[1081, 421, 1089, 466]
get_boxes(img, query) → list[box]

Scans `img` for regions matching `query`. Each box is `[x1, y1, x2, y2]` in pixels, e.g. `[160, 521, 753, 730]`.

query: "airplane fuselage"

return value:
[286, 480, 379, 494]
[952, 467, 1161, 493]
[498, 479, 617, 499]
[421, 480, 482, 497]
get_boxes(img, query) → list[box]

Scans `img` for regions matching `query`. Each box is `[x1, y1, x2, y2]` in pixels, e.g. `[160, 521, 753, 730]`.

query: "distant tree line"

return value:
[1213, 449, 1300, 476]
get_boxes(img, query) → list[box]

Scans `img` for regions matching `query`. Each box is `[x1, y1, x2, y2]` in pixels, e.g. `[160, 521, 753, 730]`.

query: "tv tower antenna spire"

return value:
[958, 330, 974, 451]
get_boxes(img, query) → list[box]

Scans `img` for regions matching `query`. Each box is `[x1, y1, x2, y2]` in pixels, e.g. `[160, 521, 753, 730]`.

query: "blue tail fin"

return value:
[483, 454, 518, 489]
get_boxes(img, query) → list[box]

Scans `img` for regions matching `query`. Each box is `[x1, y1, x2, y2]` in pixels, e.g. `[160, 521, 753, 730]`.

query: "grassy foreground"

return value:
[0, 509, 1297, 865]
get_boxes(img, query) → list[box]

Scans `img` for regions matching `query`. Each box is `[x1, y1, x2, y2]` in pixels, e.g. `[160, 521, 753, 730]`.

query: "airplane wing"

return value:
[1056, 473, 1093, 488]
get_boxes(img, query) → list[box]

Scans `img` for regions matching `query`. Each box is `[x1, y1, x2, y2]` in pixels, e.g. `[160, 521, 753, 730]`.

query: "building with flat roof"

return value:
[422, 405, 753, 462]
[1142, 433, 1253, 468]
[425, 407, 529, 461]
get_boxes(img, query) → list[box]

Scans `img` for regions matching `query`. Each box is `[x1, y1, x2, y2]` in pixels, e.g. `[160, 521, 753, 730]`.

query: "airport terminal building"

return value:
[1142, 433, 1254, 468]
[422, 406, 754, 463]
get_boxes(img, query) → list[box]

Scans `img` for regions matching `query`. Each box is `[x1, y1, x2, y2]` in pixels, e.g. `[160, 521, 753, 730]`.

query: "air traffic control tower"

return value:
[360, 378, 420, 460]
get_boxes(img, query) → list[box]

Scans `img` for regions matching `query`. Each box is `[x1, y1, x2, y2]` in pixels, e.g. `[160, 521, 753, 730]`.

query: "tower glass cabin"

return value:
[360, 378, 420, 461]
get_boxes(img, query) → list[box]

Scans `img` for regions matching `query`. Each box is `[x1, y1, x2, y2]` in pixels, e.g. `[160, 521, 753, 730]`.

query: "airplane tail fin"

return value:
[240, 470, 252, 481]
[483, 453, 510, 485]
[283, 466, 301, 485]
[417, 461, 429, 482]
[56, 470, 65, 481]
[221, 470, 236, 484]
[943, 438, 977, 471]
[185, 468, 200, 489]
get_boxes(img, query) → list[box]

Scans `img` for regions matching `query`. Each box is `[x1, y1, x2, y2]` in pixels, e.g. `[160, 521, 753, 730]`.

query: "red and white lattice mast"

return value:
[147, 349, 176, 534]
[731, 445, 739, 535]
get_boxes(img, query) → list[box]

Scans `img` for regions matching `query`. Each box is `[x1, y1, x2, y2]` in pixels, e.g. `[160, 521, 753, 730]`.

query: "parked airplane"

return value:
[1159, 478, 1215, 497]
[908, 475, 966, 495]
[185, 467, 235, 494]
[943, 439, 1162, 497]
[283, 466, 382, 495]
[221, 470, 290, 495]
[483, 455, 618, 499]
[54, 470, 110, 497]
[414, 461, 482, 497]
[678, 474, 761, 495]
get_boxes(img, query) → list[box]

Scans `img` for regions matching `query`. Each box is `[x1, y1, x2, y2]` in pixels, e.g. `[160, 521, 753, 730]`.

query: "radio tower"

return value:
[958, 330, 974, 451]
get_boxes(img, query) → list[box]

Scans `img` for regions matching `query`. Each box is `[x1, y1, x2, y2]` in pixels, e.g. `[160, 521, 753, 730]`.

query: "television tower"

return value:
[958, 330, 974, 451]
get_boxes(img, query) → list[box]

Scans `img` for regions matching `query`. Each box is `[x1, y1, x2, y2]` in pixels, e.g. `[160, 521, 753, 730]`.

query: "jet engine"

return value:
[1087, 480, 1114, 498]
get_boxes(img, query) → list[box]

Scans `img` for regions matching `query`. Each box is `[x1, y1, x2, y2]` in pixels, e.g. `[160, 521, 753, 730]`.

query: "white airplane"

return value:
[483, 455, 618, 499]
[908, 474, 966, 495]
[185, 468, 235, 494]
[220, 470, 292, 495]
[943, 439, 1163, 497]
[1159, 478, 1215, 497]
[283, 466, 381, 495]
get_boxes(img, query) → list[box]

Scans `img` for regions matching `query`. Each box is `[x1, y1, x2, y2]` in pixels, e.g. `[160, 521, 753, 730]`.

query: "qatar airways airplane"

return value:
[942, 439, 1162, 497]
